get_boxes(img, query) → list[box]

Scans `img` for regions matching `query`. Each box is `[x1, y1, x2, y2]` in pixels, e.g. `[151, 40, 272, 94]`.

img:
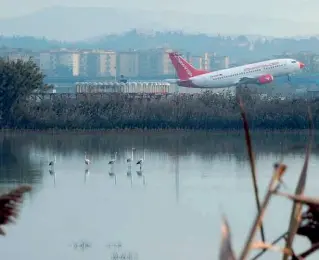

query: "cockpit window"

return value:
[291, 60, 296, 63]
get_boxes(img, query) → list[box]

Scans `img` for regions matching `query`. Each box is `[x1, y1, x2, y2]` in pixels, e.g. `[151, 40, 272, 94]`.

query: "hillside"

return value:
[2, 30, 319, 62]
[1, 6, 319, 41]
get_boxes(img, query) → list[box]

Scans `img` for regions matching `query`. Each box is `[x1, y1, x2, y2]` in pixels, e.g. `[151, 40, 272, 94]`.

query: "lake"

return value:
[0, 130, 318, 260]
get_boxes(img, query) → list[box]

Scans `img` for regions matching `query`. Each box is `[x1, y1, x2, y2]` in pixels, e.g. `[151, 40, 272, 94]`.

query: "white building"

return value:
[39, 49, 80, 76]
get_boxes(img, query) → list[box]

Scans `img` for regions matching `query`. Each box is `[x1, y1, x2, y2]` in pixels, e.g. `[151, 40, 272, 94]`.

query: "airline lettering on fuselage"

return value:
[176, 56, 192, 77]
[244, 61, 280, 71]
[210, 74, 223, 78]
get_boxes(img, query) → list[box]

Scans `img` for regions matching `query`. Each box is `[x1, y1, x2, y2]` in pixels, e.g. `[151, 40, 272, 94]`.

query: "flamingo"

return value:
[108, 152, 118, 178]
[108, 152, 118, 165]
[49, 155, 56, 167]
[85, 152, 91, 166]
[136, 149, 145, 170]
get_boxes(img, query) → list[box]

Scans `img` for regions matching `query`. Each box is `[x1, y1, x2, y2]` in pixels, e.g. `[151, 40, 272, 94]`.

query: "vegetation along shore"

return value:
[1, 58, 318, 131]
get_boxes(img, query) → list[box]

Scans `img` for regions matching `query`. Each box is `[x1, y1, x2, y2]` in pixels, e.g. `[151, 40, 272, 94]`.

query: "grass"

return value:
[2, 91, 319, 130]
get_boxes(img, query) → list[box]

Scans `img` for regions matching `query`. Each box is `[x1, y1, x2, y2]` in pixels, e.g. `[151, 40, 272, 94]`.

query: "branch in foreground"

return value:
[238, 163, 288, 260]
[219, 215, 236, 260]
[0, 185, 32, 235]
[251, 232, 288, 260]
[283, 107, 313, 260]
[238, 97, 265, 243]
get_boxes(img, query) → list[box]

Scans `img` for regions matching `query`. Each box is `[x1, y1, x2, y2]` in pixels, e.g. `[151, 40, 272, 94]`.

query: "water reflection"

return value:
[0, 131, 319, 260]
[0, 135, 43, 186]
[49, 169, 56, 187]
[136, 170, 146, 186]
[84, 169, 89, 183]
[108, 171, 117, 185]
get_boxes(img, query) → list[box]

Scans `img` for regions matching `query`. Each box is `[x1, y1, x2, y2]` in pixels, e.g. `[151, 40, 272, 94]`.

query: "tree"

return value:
[0, 58, 45, 126]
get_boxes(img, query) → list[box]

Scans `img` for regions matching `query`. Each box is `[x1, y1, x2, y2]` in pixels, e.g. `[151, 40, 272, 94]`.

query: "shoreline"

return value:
[0, 128, 314, 135]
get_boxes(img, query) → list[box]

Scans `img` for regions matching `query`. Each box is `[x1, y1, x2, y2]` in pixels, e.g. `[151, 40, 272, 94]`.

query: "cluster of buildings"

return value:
[0, 47, 230, 79]
[3, 46, 319, 97]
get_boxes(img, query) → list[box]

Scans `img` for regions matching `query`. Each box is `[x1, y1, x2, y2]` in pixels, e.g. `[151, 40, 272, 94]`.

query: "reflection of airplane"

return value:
[168, 52, 305, 89]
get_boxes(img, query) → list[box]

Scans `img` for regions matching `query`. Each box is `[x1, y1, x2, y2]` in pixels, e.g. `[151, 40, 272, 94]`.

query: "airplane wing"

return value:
[235, 74, 274, 86]
[235, 77, 260, 86]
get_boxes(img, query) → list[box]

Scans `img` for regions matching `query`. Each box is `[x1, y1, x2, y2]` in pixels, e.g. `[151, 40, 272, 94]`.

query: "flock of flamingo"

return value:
[48, 148, 146, 185]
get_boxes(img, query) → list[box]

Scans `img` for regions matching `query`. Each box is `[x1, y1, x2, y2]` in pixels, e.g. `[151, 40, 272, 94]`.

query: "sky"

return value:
[1, 0, 318, 21]
[1, 0, 319, 40]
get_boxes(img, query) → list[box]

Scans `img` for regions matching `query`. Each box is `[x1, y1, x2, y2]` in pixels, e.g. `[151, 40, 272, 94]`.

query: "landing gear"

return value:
[287, 74, 291, 82]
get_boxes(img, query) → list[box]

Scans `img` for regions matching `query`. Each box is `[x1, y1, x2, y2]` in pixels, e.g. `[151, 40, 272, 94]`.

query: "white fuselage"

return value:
[189, 58, 301, 88]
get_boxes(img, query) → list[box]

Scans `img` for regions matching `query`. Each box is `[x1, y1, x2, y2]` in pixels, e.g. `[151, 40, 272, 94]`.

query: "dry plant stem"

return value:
[250, 241, 292, 256]
[275, 192, 319, 207]
[282, 107, 313, 260]
[250, 232, 288, 260]
[238, 97, 265, 243]
[219, 215, 236, 260]
[238, 164, 287, 260]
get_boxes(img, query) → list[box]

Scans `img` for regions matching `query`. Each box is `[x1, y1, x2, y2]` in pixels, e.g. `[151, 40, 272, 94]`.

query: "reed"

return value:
[0, 185, 32, 235]
[1, 91, 319, 130]
[219, 97, 319, 259]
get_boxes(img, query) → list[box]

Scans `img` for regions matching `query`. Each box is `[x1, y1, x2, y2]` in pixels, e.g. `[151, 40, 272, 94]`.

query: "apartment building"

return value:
[138, 48, 174, 78]
[116, 51, 139, 78]
[188, 53, 215, 71]
[210, 56, 230, 70]
[80, 50, 116, 78]
[190, 56, 204, 69]
[162, 48, 175, 76]
[39, 49, 80, 77]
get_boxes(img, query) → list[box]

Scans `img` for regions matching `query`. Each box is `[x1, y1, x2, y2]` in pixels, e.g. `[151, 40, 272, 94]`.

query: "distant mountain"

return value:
[2, 30, 319, 63]
[1, 6, 319, 41]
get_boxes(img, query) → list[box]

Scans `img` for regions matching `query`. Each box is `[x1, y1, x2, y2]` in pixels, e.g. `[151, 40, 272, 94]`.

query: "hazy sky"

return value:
[1, 0, 318, 21]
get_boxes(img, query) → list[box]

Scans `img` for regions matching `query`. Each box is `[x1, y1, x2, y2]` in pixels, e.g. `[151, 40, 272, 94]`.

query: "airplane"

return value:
[168, 52, 305, 89]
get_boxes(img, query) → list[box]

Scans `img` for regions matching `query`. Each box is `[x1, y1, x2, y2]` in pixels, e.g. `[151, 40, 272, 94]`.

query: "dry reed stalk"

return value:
[237, 163, 288, 260]
[282, 107, 313, 260]
[0, 185, 32, 235]
[275, 191, 319, 258]
[220, 101, 315, 259]
[250, 232, 288, 260]
[219, 215, 236, 260]
[250, 241, 292, 256]
[275, 192, 319, 207]
[238, 97, 265, 243]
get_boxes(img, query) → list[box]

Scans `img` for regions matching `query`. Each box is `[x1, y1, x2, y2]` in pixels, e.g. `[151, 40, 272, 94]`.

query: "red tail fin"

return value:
[168, 52, 208, 80]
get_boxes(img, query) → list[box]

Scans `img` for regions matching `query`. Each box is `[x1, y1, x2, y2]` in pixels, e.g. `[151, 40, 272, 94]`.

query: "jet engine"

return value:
[257, 74, 274, 84]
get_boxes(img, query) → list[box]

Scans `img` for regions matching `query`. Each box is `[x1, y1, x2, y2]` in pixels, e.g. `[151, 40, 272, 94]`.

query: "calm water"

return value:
[0, 131, 318, 260]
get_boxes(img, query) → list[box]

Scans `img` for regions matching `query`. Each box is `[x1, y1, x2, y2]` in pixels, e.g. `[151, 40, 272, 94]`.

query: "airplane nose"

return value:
[299, 62, 305, 69]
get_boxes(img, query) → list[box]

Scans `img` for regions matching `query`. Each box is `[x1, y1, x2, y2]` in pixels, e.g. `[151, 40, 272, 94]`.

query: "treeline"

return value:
[3, 92, 318, 130]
